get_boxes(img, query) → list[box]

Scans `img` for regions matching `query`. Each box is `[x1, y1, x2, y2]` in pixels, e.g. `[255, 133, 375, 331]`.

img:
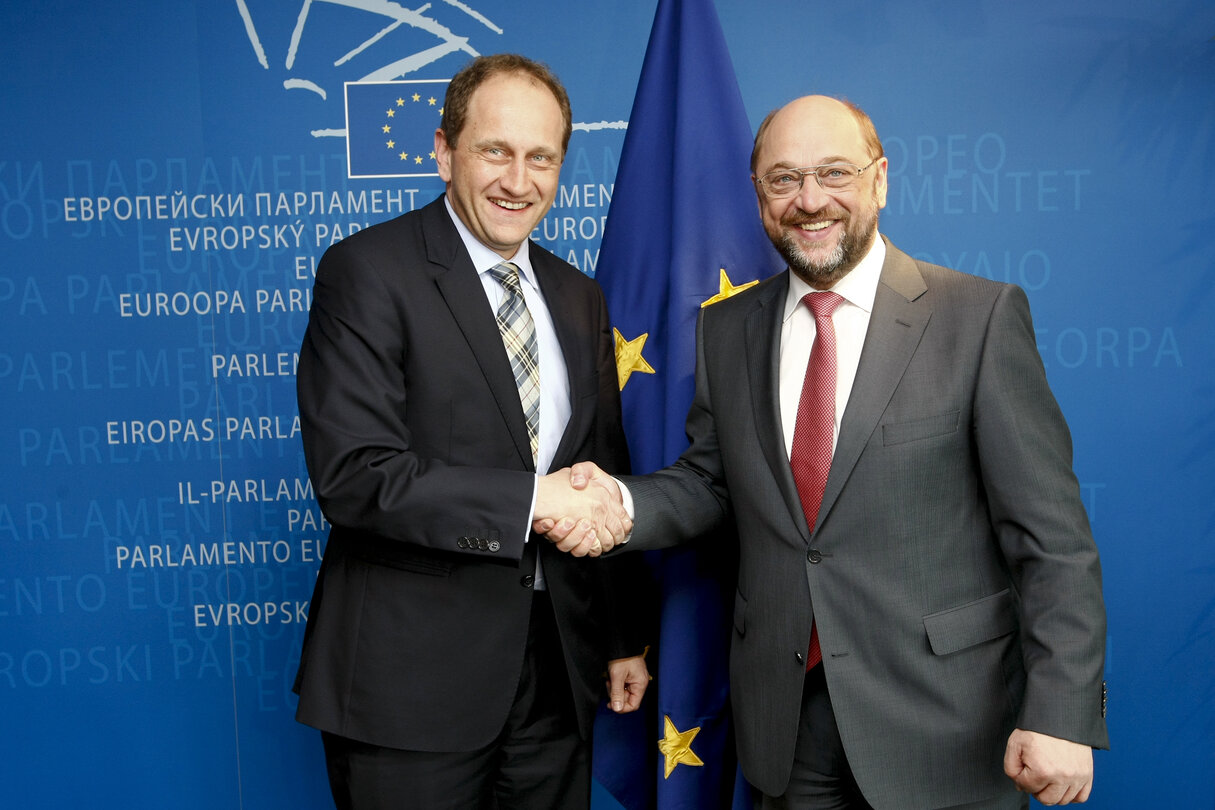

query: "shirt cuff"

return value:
[525, 474, 539, 544]
[614, 476, 635, 544]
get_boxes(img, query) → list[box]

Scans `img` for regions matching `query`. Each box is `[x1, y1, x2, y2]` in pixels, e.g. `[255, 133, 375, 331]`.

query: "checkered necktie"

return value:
[790, 291, 844, 670]
[489, 262, 540, 465]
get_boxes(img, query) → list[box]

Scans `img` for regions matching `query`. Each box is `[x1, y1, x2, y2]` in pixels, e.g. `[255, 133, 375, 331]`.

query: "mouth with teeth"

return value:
[797, 220, 834, 232]
[492, 198, 530, 211]
[786, 217, 842, 245]
[781, 204, 849, 242]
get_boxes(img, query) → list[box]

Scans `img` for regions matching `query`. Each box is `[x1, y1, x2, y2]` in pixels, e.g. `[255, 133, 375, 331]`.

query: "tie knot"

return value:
[803, 291, 844, 323]
[489, 261, 522, 294]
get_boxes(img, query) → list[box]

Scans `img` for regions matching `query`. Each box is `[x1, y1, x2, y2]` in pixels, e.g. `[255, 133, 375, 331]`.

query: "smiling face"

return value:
[435, 71, 565, 259]
[752, 96, 888, 289]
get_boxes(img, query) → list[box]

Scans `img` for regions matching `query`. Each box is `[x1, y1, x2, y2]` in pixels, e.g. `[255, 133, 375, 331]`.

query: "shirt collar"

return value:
[443, 195, 539, 290]
[783, 232, 886, 322]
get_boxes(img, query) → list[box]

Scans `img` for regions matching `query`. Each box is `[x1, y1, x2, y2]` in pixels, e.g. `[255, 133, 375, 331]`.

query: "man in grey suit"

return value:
[542, 95, 1108, 808]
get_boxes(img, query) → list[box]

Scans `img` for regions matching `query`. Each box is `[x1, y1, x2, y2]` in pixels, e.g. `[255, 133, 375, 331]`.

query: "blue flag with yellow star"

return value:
[590, 0, 783, 807]
[344, 80, 447, 178]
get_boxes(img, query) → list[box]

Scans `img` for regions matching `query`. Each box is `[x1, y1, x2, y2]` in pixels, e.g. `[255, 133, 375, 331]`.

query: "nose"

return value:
[500, 157, 529, 194]
[795, 175, 832, 211]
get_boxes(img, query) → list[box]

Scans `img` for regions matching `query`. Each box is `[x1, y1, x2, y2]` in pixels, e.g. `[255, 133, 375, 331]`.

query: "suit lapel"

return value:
[744, 273, 811, 540]
[816, 239, 930, 531]
[531, 248, 587, 467]
[422, 200, 536, 471]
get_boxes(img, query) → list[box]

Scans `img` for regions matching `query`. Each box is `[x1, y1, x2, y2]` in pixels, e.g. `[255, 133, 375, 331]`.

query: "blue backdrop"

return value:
[1, 1, 1211, 808]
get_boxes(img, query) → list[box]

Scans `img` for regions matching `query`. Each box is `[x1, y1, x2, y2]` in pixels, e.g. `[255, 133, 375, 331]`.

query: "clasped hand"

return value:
[534, 463, 623, 557]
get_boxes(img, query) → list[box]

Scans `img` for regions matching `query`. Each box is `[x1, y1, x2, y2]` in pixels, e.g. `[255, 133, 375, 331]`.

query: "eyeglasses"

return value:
[756, 159, 879, 198]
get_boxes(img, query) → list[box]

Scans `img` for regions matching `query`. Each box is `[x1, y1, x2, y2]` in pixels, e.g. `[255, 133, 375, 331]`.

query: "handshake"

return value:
[533, 462, 626, 557]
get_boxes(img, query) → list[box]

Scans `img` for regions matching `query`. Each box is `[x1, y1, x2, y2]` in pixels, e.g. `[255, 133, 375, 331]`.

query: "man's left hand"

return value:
[606, 654, 649, 714]
[1003, 728, 1094, 805]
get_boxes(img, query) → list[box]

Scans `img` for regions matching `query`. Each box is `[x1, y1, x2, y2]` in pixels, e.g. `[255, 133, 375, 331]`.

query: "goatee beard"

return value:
[771, 185, 883, 288]
[776, 224, 866, 289]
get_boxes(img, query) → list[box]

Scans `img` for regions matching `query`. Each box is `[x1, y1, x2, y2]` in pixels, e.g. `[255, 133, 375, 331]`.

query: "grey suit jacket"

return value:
[623, 238, 1107, 808]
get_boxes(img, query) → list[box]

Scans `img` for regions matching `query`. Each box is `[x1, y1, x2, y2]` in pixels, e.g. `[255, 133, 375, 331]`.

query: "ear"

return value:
[873, 157, 889, 210]
[434, 128, 453, 184]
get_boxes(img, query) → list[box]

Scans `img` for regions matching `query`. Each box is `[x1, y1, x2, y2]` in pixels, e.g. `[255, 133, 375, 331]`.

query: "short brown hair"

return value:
[750, 96, 884, 175]
[441, 53, 573, 155]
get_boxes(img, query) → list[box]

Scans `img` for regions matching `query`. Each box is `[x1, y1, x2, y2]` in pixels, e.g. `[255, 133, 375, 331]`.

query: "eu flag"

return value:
[344, 80, 448, 178]
[590, 0, 783, 807]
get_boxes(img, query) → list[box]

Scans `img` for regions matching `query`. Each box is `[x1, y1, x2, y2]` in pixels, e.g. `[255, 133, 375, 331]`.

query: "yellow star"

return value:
[439, 106, 444, 116]
[428, 96, 437, 106]
[386, 109, 395, 118]
[385, 140, 395, 149]
[399, 152, 408, 161]
[412, 93, 421, 102]
[381, 124, 391, 134]
[414, 155, 423, 164]
[658, 715, 704, 779]
[429, 151, 436, 160]
[396, 97, 405, 106]
[701, 267, 759, 308]
[614, 328, 655, 391]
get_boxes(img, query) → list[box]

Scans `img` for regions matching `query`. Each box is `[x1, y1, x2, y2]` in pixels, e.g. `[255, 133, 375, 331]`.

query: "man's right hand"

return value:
[534, 464, 628, 557]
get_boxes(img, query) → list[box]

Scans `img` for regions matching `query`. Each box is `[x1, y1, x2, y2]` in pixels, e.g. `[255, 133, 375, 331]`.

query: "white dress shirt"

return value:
[445, 198, 571, 582]
[778, 235, 885, 458]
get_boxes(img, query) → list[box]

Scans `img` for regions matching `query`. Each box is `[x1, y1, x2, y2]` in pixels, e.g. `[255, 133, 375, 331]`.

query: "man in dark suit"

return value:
[545, 95, 1108, 808]
[293, 54, 648, 810]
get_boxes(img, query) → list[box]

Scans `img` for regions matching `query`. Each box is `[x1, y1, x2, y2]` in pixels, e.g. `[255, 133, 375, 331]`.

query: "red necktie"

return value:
[790, 291, 844, 670]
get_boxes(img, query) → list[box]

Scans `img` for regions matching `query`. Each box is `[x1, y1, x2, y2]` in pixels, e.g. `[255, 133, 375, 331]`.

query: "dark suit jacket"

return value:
[624, 238, 1108, 808]
[293, 195, 634, 751]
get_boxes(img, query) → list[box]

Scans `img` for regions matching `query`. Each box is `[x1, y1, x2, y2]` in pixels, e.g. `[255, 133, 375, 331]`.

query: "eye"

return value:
[767, 172, 799, 188]
[528, 153, 559, 169]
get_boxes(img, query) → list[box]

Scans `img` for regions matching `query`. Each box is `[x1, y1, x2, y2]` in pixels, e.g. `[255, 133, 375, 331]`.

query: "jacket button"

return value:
[520, 575, 535, 588]
[807, 548, 822, 564]
[457, 537, 469, 549]
[488, 540, 501, 553]
[477, 538, 489, 551]
[795, 652, 805, 665]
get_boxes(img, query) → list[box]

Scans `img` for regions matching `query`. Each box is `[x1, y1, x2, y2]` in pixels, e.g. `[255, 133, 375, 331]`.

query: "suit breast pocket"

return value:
[881, 410, 960, 446]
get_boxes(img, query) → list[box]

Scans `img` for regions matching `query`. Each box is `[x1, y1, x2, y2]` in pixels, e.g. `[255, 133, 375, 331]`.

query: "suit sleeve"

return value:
[974, 284, 1109, 749]
[622, 311, 732, 550]
[297, 237, 536, 561]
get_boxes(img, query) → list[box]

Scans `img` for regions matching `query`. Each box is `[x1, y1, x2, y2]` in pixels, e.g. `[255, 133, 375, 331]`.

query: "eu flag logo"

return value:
[344, 80, 448, 179]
